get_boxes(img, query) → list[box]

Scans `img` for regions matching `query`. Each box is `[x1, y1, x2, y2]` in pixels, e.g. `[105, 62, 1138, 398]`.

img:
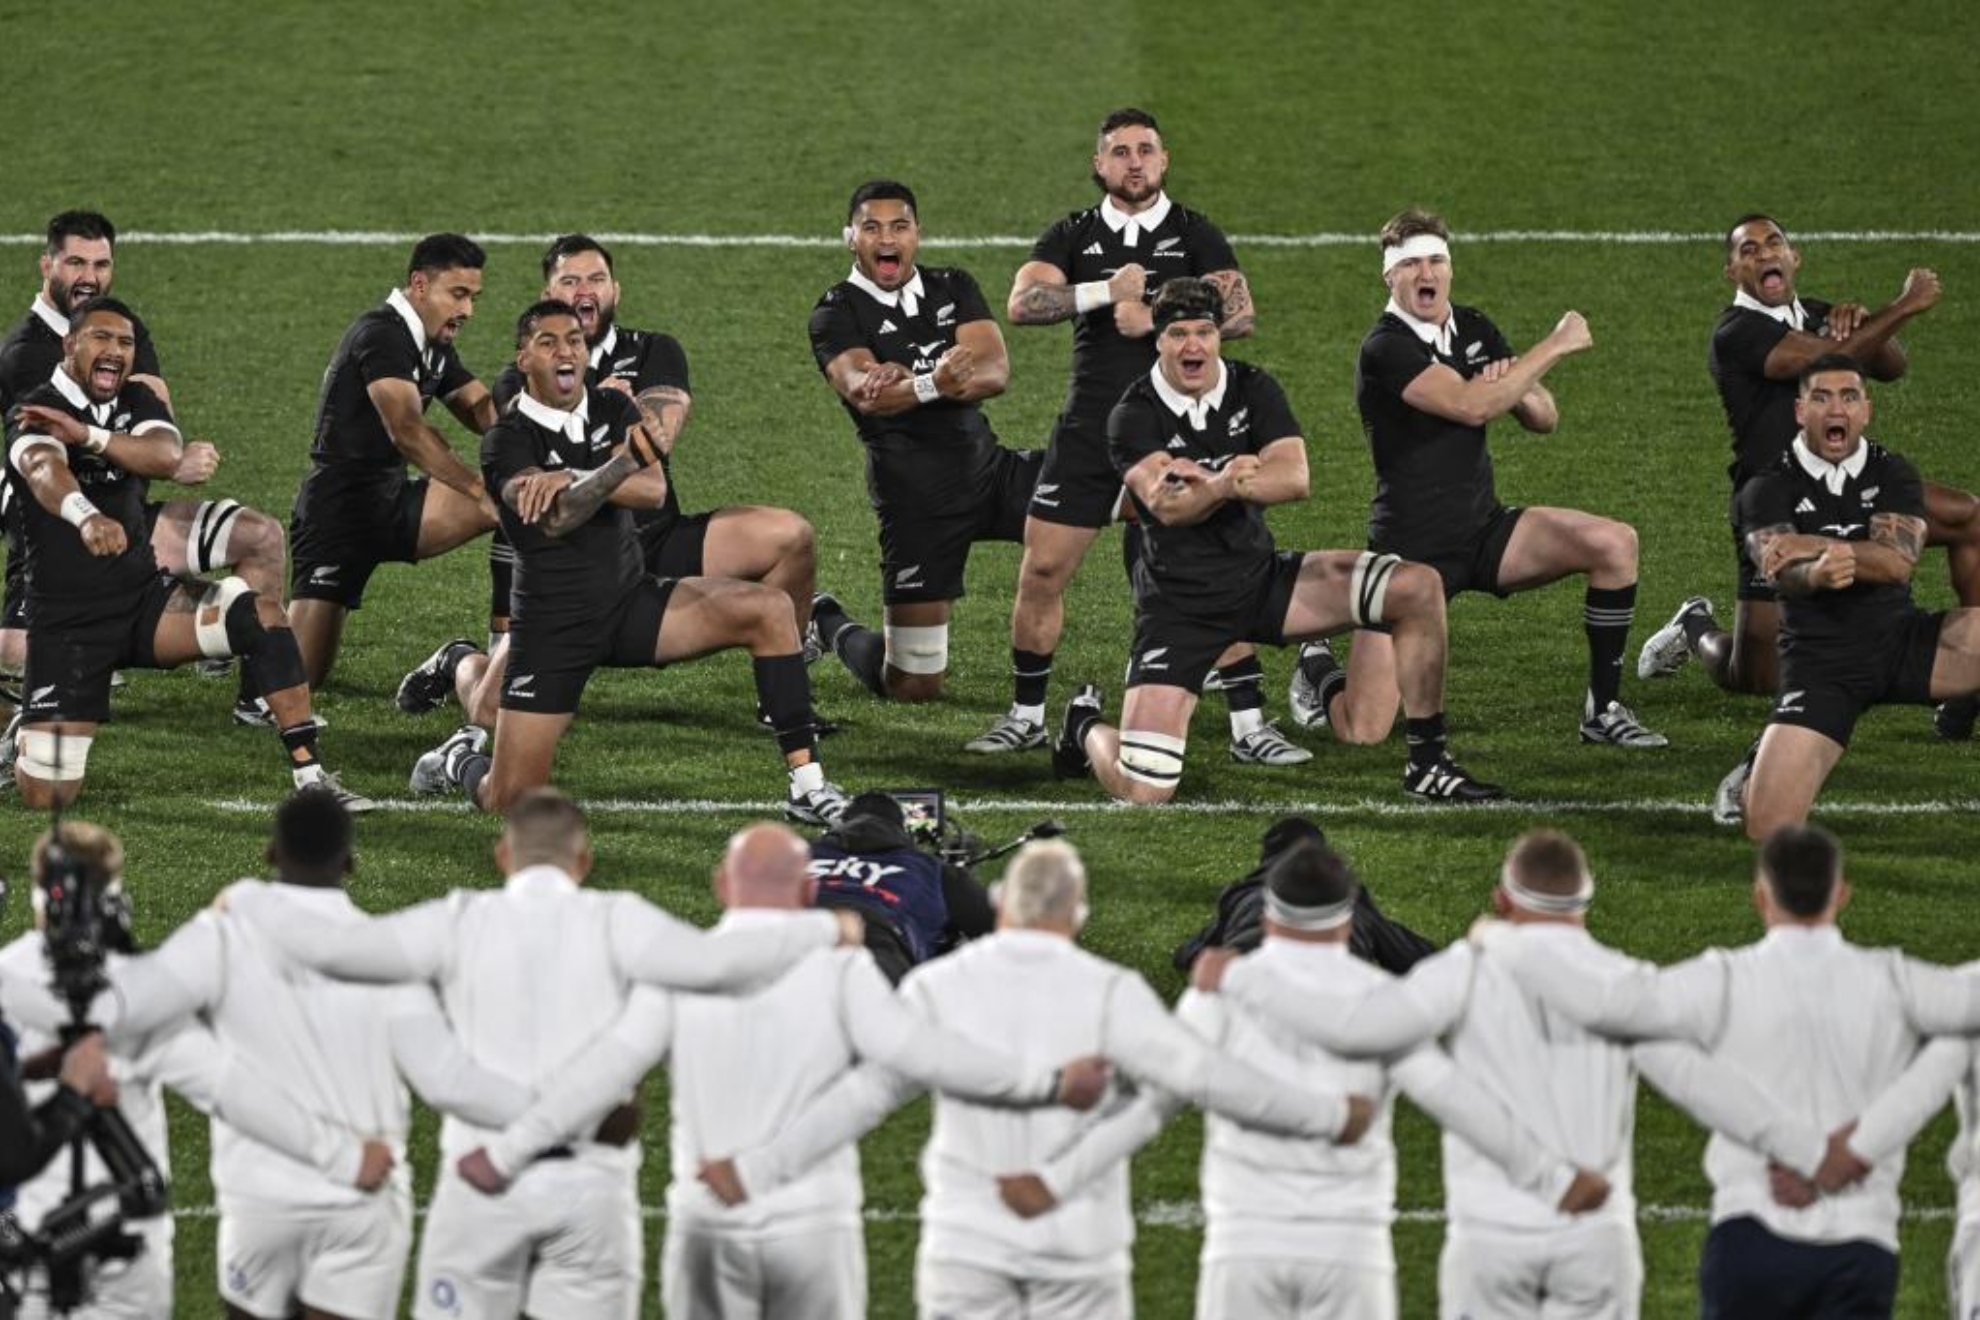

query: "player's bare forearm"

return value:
[541, 452, 641, 536]
[1855, 512, 1925, 584]
[1511, 385, 1559, 434]
[1767, 302, 1921, 383]
[391, 423, 485, 498]
[635, 386, 692, 455]
[19, 448, 83, 515]
[1204, 270, 1255, 339]
[445, 382, 498, 435]
[1009, 280, 1080, 325]
[1234, 441, 1309, 507]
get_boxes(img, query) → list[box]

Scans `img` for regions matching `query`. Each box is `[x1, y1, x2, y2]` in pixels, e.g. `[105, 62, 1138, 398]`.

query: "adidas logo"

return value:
[1082, 243, 1105, 256]
[545, 451, 565, 467]
[878, 319, 898, 334]
[1166, 436, 1188, 450]
[1795, 498, 1817, 514]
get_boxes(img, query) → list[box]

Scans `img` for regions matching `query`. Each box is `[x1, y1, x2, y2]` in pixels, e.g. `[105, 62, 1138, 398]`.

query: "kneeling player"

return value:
[1733, 355, 1980, 839]
[3, 297, 364, 808]
[1055, 280, 1502, 804]
[412, 302, 848, 821]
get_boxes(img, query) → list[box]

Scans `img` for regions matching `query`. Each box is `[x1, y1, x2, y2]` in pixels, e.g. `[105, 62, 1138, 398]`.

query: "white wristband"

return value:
[1074, 280, 1113, 314]
[911, 373, 942, 405]
[84, 426, 112, 454]
[60, 491, 99, 527]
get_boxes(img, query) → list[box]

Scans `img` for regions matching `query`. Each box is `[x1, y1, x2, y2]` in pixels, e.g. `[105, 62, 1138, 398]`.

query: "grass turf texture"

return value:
[3, 1, 1979, 1315]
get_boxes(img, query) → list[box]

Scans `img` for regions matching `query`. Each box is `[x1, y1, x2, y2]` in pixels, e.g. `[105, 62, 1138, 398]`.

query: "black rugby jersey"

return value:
[1709, 297, 1836, 487]
[809, 265, 1000, 517]
[3, 369, 177, 624]
[1354, 305, 1514, 559]
[310, 293, 475, 470]
[481, 386, 645, 630]
[1108, 359, 1302, 617]
[1736, 438, 1924, 655]
[0, 299, 162, 413]
[1029, 196, 1239, 425]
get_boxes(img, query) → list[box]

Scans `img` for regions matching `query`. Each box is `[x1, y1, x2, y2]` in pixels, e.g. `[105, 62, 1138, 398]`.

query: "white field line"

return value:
[206, 795, 1980, 817]
[5, 229, 1980, 249]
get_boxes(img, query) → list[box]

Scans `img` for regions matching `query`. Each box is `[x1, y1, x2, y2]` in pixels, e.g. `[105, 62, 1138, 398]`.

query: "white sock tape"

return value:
[195, 575, 254, 658]
[883, 623, 949, 675]
[1350, 552, 1403, 627]
[19, 729, 90, 782]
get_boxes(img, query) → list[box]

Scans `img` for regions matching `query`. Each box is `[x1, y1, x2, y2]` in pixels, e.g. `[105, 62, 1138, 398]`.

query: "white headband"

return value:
[1500, 864, 1593, 916]
[1382, 234, 1451, 274]
[1265, 889, 1356, 932]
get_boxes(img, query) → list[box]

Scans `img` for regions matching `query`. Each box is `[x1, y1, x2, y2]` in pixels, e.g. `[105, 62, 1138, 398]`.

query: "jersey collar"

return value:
[1732, 287, 1809, 330]
[1384, 296, 1456, 357]
[49, 364, 111, 423]
[515, 388, 591, 445]
[504, 863, 581, 895]
[847, 266, 925, 320]
[386, 287, 428, 353]
[1791, 432, 1869, 495]
[1099, 192, 1172, 248]
[1149, 358, 1227, 431]
[589, 323, 619, 369]
[31, 294, 69, 337]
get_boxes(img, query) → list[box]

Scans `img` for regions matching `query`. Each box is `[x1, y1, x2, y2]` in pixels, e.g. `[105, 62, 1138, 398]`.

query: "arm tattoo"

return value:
[635, 386, 690, 445]
[542, 454, 639, 536]
[1743, 522, 1797, 569]
[1011, 281, 1080, 324]
[1204, 270, 1254, 336]
[1775, 558, 1823, 597]
[1869, 511, 1926, 564]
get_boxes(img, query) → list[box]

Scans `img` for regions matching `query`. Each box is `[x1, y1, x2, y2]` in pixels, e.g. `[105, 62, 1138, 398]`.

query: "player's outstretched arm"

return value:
[227, 882, 456, 984]
[365, 376, 488, 502]
[722, 1061, 924, 1202]
[1401, 311, 1593, 428]
[12, 402, 183, 479]
[1633, 1040, 1825, 1177]
[1762, 268, 1940, 383]
[1015, 1092, 1178, 1217]
[607, 894, 848, 993]
[1210, 942, 1475, 1057]
[10, 443, 128, 559]
[442, 378, 498, 435]
[1891, 954, 1980, 1036]
[1474, 924, 1730, 1047]
[388, 985, 534, 1130]
[1392, 1044, 1587, 1207]
[1843, 1037, 1971, 1173]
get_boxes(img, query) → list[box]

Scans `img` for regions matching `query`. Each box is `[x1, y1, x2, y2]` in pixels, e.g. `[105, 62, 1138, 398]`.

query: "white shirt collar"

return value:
[1148, 359, 1227, 432]
[846, 266, 925, 320]
[1760, 922, 1845, 950]
[1385, 296, 1456, 357]
[1791, 432, 1870, 496]
[50, 362, 116, 424]
[386, 287, 428, 353]
[1099, 192, 1173, 248]
[1732, 287, 1809, 330]
[31, 293, 69, 337]
[504, 864, 581, 896]
[515, 389, 591, 444]
[589, 323, 619, 370]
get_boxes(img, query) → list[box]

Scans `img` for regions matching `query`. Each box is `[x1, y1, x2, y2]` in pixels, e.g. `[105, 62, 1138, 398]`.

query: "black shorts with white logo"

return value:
[1030, 414, 1124, 529]
[1125, 551, 1305, 692]
[1376, 504, 1526, 600]
[640, 510, 712, 580]
[288, 466, 427, 609]
[877, 447, 1041, 605]
[500, 575, 677, 715]
[1768, 609, 1943, 747]
[20, 574, 177, 725]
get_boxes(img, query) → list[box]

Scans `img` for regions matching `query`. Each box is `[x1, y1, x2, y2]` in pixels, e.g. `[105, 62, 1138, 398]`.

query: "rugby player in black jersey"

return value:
[1054, 278, 1500, 804]
[286, 233, 500, 690]
[984, 109, 1303, 765]
[1636, 216, 1980, 736]
[3, 297, 363, 808]
[410, 301, 847, 822]
[804, 180, 1042, 710]
[1289, 208, 1665, 751]
[395, 233, 824, 733]
[1735, 355, 1980, 839]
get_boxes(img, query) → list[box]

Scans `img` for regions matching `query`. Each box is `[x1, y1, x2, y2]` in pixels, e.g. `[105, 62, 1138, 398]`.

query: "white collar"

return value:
[589, 323, 618, 369]
[31, 293, 69, 337]
[1099, 192, 1173, 248]
[515, 388, 591, 443]
[504, 864, 581, 895]
[1791, 432, 1869, 496]
[386, 287, 428, 353]
[847, 265, 925, 319]
[1732, 287, 1809, 330]
[50, 364, 96, 414]
[1385, 295, 1456, 357]
[1149, 359, 1227, 431]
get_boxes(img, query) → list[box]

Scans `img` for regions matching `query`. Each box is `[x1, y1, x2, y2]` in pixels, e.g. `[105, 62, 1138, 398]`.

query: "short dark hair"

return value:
[847, 180, 918, 224]
[408, 232, 487, 279]
[67, 295, 137, 334]
[1097, 107, 1161, 140]
[275, 789, 354, 872]
[46, 210, 116, 255]
[1505, 829, 1590, 897]
[1758, 824, 1842, 918]
[1379, 207, 1450, 252]
[541, 233, 615, 282]
[1798, 352, 1864, 394]
[1266, 839, 1359, 909]
[1726, 212, 1789, 258]
[514, 298, 578, 348]
[1150, 276, 1224, 330]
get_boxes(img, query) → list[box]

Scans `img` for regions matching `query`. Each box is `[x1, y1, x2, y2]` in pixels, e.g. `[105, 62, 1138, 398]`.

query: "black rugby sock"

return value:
[1218, 655, 1265, 712]
[1404, 713, 1449, 770]
[1680, 600, 1721, 649]
[1012, 648, 1053, 710]
[279, 720, 320, 770]
[1584, 584, 1637, 711]
[814, 599, 888, 697]
[754, 653, 819, 758]
[456, 751, 492, 803]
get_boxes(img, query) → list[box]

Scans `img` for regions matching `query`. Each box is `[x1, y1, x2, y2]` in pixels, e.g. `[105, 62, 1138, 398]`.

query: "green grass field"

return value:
[3, 2, 1979, 1315]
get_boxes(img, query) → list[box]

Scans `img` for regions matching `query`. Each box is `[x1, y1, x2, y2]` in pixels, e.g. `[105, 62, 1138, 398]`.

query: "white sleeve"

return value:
[1036, 1093, 1177, 1205]
[730, 1062, 922, 1198]
[1848, 1037, 1974, 1165]
[1220, 942, 1474, 1057]
[1891, 955, 1980, 1037]
[608, 899, 839, 992]
[838, 952, 1059, 1105]
[241, 887, 456, 984]
[1105, 975, 1347, 1140]
[1477, 926, 1731, 1047]
[1633, 1040, 1824, 1176]
[8, 433, 65, 474]
[91, 917, 228, 1044]
[1391, 1044, 1575, 1205]
[386, 987, 533, 1128]
[486, 988, 674, 1177]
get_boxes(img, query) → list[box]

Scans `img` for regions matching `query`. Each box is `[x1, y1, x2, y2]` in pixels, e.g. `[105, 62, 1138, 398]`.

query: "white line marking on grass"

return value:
[7, 229, 1980, 249]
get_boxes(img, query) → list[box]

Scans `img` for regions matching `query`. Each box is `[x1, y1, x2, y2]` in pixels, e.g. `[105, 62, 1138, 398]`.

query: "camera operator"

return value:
[808, 791, 996, 984]
[0, 1022, 109, 1195]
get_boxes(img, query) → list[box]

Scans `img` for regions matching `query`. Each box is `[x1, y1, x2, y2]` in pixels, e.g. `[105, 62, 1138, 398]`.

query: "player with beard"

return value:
[1288, 209, 1665, 752]
[0, 210, 291, 743]
[804, 180, 1043, 706]
[286, 233, 500, 691]
[397, 233, 827, 735]
[981, 108, 1305, 766]
[1056, 278, 1501, 804]
[2, 297, 364, 808]
[410, 301, 847, 822]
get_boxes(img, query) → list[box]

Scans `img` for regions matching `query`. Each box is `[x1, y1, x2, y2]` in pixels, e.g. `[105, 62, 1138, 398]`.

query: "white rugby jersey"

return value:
[1480, 921, 1980, 1250]
[485, 908, 1064, 1237]
[734, 928, 1352, 1281]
